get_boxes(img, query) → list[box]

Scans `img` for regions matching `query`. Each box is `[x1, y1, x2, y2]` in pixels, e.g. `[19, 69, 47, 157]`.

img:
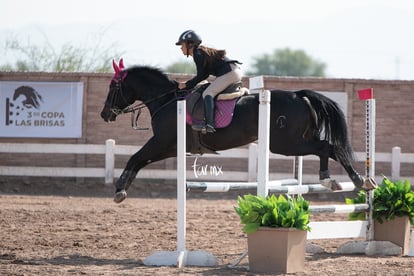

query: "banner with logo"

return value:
[0, 81, 84, 138]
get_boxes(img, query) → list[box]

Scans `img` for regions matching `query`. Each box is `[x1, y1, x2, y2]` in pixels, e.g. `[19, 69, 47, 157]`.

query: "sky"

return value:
[1, 0, 414, 80]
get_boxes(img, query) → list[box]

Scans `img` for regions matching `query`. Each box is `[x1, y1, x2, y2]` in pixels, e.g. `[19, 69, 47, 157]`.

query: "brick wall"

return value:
[1, 71, 413, 179]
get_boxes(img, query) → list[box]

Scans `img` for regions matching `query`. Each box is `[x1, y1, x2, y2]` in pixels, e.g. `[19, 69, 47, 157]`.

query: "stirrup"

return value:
[200, 124, 216, 134]
[192, 124, 205, 132]
[205, 124, 216, 133]
[192, 123, 215, 134]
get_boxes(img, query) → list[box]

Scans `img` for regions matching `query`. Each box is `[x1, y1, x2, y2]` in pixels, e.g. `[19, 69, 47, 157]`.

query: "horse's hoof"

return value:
[351, 174, 365, 189]
[362, 177, 378, 190]
[320, 178, 342, 191]
[114, 190, 127, 203]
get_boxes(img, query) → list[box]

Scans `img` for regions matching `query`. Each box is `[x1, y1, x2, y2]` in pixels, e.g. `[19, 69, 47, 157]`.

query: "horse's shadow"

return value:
[6, 254, 249, 275]
[10, 254, 143, 270]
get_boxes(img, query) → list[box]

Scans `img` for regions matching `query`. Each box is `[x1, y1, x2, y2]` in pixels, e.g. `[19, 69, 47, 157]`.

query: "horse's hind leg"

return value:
[333, 156, 364, 188]
[272, 140, 342, 190]
[303, 141, 372, 190]
[320, 144, 370, 190]
[329, 147, 377, 190]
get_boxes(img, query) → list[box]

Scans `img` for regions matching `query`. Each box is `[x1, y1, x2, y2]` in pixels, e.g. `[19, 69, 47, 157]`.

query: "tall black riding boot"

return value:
[203, 95, 216, 133]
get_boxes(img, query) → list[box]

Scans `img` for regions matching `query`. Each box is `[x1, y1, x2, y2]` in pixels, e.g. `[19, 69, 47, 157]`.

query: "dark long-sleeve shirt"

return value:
[185, 48, 240, 89]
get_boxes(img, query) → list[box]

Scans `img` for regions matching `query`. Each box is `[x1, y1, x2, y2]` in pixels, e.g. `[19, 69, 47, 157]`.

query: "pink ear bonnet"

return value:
[112, 58, 127, 82]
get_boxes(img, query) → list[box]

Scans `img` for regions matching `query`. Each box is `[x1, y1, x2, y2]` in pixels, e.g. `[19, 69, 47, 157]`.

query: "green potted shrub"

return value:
[346, 177, 414, 255]
[234, 193, 311, 273]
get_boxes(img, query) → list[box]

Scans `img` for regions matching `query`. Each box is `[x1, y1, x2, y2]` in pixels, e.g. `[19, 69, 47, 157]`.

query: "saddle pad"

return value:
[186, 99, 237, 128]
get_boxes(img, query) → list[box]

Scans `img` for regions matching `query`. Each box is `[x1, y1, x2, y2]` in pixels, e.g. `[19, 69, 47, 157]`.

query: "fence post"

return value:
[105, 139, 115, 184]
[248, 143, 257, 182]
[391, 146, 401, 181]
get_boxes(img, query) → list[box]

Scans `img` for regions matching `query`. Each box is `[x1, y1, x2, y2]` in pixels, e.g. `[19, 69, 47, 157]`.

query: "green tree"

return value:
[0, 34, 122, 72]
[247, 48, 326, 77]
[165, 61, 196, 74]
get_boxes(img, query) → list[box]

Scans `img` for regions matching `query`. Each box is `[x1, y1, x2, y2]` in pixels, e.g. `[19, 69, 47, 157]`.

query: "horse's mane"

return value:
[127, 66, 175, 88]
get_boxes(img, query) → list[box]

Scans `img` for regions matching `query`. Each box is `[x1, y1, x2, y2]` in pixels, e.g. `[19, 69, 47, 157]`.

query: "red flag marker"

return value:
[357, 88, 374, 100]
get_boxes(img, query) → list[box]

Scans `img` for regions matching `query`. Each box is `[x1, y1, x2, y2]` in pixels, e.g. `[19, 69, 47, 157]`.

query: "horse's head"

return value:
[101, 59, 180, 123]
[101, 59, 134, 122]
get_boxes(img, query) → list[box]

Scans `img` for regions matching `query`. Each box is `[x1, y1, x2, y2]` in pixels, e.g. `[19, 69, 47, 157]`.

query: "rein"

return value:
[124, 88, 180, 130]
[121, 87, 179, 115]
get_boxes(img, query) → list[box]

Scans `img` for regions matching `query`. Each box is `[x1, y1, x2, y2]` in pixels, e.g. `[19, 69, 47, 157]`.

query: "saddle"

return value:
[186, 82, 249, 129]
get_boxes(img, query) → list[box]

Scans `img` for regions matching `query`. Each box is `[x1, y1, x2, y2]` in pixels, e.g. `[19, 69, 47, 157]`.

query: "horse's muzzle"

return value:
[100, 106, 117, 122]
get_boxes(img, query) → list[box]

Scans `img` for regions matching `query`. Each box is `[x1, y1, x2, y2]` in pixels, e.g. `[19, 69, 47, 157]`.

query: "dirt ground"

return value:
[1, 178, 413, 276]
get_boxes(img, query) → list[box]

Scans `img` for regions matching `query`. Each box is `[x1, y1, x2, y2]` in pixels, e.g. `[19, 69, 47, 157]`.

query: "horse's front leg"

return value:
[287, 140, 342, 191]
[318, 154, 342, 191]
[114, 137, 175, 203]
[315, 142, 345, 191]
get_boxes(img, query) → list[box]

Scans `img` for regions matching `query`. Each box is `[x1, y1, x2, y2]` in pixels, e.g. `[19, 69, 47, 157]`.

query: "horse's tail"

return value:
[296, 90, 354, 164]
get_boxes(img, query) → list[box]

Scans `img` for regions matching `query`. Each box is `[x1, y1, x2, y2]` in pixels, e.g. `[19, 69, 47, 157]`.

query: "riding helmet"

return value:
[175, 30, 202, 47]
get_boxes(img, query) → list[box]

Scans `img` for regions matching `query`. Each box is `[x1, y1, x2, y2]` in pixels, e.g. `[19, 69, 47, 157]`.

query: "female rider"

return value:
[175, 30, 242, 133]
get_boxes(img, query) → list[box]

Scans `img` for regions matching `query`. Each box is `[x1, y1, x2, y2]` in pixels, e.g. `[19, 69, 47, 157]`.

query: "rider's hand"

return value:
[178, 82, 186, 90]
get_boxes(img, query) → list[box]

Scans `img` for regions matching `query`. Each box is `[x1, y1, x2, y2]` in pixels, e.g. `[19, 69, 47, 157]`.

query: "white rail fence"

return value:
[0, 140, 413, 184]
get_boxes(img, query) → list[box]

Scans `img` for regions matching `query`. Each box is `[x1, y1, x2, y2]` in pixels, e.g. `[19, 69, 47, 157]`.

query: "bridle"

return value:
[106, 78, 130, 117]
[106, 73, 182, 130]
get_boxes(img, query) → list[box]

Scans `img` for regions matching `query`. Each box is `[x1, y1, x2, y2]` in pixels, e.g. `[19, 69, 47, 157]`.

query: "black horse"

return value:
[101, 60, 374, 203]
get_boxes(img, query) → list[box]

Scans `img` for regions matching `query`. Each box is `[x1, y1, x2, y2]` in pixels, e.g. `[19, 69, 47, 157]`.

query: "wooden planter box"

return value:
[374, 216, 411, 255]
[247, 227, 307, 274]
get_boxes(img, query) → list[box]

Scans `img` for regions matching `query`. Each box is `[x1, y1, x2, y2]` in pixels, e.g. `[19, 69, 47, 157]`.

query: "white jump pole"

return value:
[297, 156, 303, 186]
[144, 100, 217, 267]
[186, 180, 355, 194]
[363, 89, 375, 241]
[251, 76, 271, 197]
[177, 99, 187, 262]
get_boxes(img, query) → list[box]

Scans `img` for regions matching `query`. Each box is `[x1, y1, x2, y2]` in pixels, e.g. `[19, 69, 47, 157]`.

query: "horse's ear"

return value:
[119, 58, 125, 70]
[112, 59, 121, 74]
